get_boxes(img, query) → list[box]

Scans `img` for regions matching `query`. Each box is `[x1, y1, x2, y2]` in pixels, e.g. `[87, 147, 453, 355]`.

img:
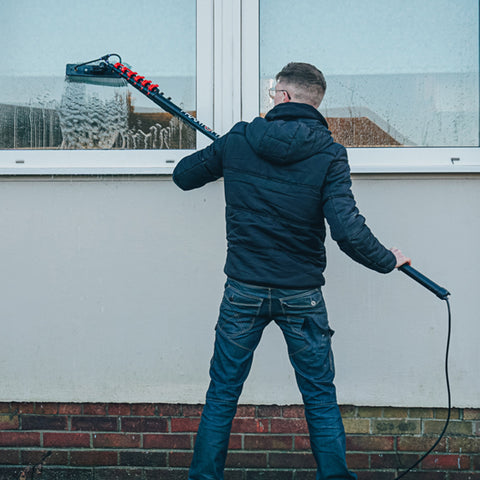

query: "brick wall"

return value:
[0, 403, 479, 480]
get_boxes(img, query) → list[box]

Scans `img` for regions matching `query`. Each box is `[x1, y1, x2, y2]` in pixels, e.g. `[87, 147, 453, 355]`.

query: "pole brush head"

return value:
[65, 62, 126, 87]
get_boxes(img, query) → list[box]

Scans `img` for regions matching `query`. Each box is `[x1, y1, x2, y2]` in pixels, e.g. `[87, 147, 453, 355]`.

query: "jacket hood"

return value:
[245, 103, 333, 165]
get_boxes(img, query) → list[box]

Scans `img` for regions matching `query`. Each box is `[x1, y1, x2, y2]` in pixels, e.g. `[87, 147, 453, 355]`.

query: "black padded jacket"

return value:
[173, 102, 396, 288]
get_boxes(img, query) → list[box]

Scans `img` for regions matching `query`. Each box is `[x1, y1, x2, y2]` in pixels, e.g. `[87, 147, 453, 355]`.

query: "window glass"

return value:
[260, 0, 479, 147]
[0, 0, 196, 150]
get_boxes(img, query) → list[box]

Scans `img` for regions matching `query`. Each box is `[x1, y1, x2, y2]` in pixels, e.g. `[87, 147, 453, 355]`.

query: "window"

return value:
[0, 0, 214, 173]
[256, 0, 480, 172]
[1, 0, 479, 174]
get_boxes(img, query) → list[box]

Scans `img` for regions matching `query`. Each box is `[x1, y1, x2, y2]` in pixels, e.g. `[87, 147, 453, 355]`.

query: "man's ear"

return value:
[282, 90, 290, 103]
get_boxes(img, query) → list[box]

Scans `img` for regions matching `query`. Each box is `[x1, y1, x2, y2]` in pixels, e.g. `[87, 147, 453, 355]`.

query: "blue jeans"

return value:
[189, 279, 357, 480]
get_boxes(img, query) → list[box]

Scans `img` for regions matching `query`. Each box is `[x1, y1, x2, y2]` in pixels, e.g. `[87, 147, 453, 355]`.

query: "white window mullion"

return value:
[241, 0, 260, 123]
[213, 0, 242, 135]
[196, 0, 215, 150]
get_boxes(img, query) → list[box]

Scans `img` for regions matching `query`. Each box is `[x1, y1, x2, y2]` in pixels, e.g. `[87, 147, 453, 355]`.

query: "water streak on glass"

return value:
[59, 80, 129, 149]
[0, 75, 196, 150]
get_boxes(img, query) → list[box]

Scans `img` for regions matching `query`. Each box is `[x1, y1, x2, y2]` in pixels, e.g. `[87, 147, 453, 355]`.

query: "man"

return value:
[173, 62, 410, 480]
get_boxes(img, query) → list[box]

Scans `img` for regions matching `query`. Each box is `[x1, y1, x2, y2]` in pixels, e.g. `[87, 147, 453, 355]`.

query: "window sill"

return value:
[0, 149, 193, 175]
[0, 146, 478, 175]
[348, 147, 480, 173]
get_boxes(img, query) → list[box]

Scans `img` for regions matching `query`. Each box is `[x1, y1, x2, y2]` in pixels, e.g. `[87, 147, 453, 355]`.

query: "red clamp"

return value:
[113, 62, 158, 94]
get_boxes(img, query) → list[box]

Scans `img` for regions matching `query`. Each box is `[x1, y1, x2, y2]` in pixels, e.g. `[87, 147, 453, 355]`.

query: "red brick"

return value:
[130, 404, 156, 416]
[71, 416, 118, 432]
[21, 449, 68, 465]
[0, 449, 19, 464]
[236, 406, 256, 417]
[422, 454, 470, 470]
[269, 452, 316, 468]
[182, 405, 204, 417]
[294, 472, 317, 480]
[282, 405, 305, 418]
[70, 450, 118, 466]
[450, 474, 480, 480]
[346, 453, 369, 469]
[229, 434, 242, 450]
[270, 418, 308, 434]
[232, 418, 268, 433]
[171, 418, 200, 433]
[0, 414, 19, 429]
[11, 403, 35, 414]
[144, 434, 192, 449]
[294, 435, 311, 450]
[119, 451, 166, 467]
[21, 415, 67, 431]
[370, 453, 420, 468]
[397, 436, 446, 452]
[93, 433, 141, 448]
[247, 471, 292, 480]
[43, 432, 90, 448]
[169, 451, 194, 467]
[244, 434, 293, 450]
[257, 405, 282, 418]
[107, 404, 131, 416]
[356, 474, 404, 480]
[121, 417, 168, 432]
[224, 470, 245, 480]
[84, 403, 107, 415]
[157, 404, 182, 417]
[58, 404, 82, 415]
[0, 403, 11, 413]
[225, 452, 268, 468]
[99, 468, 145, 479]
[346, 435, 394, 452]
[0, 432, 40, 446]
[34, 403, 59, 415]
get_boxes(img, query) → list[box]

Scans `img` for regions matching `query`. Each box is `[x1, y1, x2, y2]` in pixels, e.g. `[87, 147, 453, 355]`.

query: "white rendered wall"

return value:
[0, 174, 477, 408]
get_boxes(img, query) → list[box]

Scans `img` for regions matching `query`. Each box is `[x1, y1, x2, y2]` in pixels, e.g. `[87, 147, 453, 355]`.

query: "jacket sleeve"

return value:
[322, 147, 396, 273]
[172, 135, 226, 191]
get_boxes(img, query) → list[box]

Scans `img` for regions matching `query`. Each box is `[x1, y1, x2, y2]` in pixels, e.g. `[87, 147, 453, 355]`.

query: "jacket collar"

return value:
[265, 102, 329, 128]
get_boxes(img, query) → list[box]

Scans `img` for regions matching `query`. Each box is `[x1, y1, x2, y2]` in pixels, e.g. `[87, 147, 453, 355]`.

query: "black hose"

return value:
[393, 297, 451, 479]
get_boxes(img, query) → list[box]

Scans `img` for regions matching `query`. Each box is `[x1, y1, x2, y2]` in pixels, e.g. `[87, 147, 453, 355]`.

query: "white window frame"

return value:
[242, 0, 480, 174]
[0, 0, 214, 175]
[1, 0, 479, 175]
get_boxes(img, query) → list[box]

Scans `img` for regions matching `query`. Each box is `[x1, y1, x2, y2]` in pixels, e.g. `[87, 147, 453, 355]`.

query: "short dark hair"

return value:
[276, 62, 327, 107]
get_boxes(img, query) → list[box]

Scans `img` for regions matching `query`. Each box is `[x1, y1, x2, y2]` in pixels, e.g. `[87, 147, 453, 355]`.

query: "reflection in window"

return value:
[0, 0, 196, 150]
[260, 0, 479, 147]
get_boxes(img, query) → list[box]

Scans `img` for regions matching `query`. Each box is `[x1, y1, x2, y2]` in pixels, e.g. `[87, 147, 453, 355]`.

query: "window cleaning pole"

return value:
[65, 54, 219, 141]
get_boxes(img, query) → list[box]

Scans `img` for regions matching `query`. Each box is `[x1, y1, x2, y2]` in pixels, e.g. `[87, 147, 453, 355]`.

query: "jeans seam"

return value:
[215, 326, 256, 352]
[278, 287, 321, 303]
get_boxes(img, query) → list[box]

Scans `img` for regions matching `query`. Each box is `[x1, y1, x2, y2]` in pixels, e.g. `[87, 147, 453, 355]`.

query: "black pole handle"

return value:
[398, 264, 450, 300]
